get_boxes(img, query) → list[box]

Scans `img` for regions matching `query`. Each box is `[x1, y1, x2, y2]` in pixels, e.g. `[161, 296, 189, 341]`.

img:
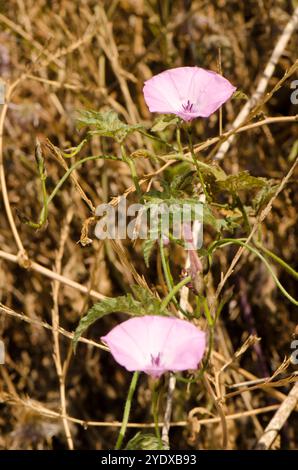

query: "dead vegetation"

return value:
[0, 0, 297, 450]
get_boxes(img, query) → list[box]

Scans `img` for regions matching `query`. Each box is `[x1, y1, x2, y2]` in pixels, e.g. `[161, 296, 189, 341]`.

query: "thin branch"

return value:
[161, 216, 204, 446]
[114, 115, 298, 200]
[0, 13, 64, 67]
[161, 374, 176, 444]
[203, 374, 228, 449]
[2, 392, 280, 429]
[0, 303, 108, 351]
[212, 155, 298, 308]
[213, 7, 298, 161]
[51, 209, 74, 449]
[255, 382, 298, 449]
[0, 78, 27, 257]
[0, 249, 106, 301]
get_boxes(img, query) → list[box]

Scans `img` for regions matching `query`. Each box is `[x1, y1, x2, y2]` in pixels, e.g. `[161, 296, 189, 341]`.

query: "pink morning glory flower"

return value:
[143, 66, 236, 122]
[101, 316, 206, 378]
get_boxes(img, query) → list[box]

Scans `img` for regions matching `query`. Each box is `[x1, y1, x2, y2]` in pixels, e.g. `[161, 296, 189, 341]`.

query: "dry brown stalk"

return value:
[213, 7, 298, 160]
[50, 208, 74, 449]
[0, 249, 106, 300]
[255, 382, 298, 449]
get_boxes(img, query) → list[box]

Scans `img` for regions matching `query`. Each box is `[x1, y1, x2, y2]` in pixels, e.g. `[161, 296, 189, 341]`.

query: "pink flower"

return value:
[101, 316, 206, 378]
[143, 66, 236, 122]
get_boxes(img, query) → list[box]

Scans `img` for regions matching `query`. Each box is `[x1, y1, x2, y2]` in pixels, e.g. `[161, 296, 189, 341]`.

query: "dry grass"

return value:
[0, 0, 297, 450]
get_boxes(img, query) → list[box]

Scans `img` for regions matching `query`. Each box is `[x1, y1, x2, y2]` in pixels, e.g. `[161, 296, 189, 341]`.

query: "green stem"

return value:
[176, 126, 184, 157]
[139, 129, 175, 150]
[115, 371, 140, 450]
[255, 242, 298, 280]
[41, 174, 48, 224]
[28, 173, 48, 229]
[160, 275, 192, 312]
[209, 238, 298, 306]
[28, 140, 48, 229]
[198, 297, 215, 370]
[185, 127, 209, 201]
[152, 382, 163, 449]
[47, 155, 116, 207]
[233, 192, 251, 233]
[215, 296, 228, 323]
[202, 325, 214, 371]
[28, 154, 118, 229]
[159, 237, 174, 294]
[61, 139, 88, 158]
[121, 145, 142, 199]
[159, 237, 188, 317]
[202, 297, 213, 326]
[160, 152, 212, 170]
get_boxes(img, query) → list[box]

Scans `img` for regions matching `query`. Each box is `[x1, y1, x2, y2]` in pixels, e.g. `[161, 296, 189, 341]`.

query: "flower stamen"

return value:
[182, 100, 194, 112]
[151, 352, 161, 367]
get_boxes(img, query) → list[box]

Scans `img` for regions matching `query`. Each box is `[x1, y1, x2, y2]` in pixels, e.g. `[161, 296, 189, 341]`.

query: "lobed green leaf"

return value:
[73, 286, 170, 350]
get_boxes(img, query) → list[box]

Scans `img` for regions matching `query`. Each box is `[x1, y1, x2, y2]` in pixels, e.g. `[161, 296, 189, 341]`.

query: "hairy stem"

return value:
[185, 127, 209, 201]
[121, 144, 142, 199]
[115, 371, 140, 450]
[28, 154, 118, 229]
[160, 275, 192, 312]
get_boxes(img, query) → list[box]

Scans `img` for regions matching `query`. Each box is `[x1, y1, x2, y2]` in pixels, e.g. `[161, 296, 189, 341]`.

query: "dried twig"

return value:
[161, 216, 204, 446]
[213, 6, 298, 161]
[1, 391, 280, 430]
[96, 5, 140, 127]
[0, 78, 27, 258]
[212, 154, 298, 309]
[51, 209, 74, 449]
[0, 249, 106, 300]
[203, 374, 228, 449]
[255, 382, 298, 450]
[0, 303, 108, 351]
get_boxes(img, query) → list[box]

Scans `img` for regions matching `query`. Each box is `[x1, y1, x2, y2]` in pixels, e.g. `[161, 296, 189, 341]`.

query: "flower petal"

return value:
[143, 66, 236, 121]
[101, 320, 148, 371]
[101, 316, 206, 377]
[143, 72, 181, 114]
[192, 69, 236, 117]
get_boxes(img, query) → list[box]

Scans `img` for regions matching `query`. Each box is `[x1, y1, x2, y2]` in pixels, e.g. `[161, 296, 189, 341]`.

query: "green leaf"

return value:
[151, 114, 179, 132]
[164, 161, 192, 179]
[203, 204, 226, 231]
[252, 183, 278, 212]
[77, 109, 143, 143]
[232, 90, 248, 101]
[143, 192, 203, 207]
[143, 238, 156, 267]
[288, 139, 298, 162]
[61, 139, 87, 159]
[170, 170, 196, 193]
[199, 163, 227, 181]
[73, 287, 170, 350]
[125, 432, 168, 450]
[130, 148, 157, 161]
[216, 171, 269, 192]
[143, 194, 231, 233]
[130, 285, 163, 313]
